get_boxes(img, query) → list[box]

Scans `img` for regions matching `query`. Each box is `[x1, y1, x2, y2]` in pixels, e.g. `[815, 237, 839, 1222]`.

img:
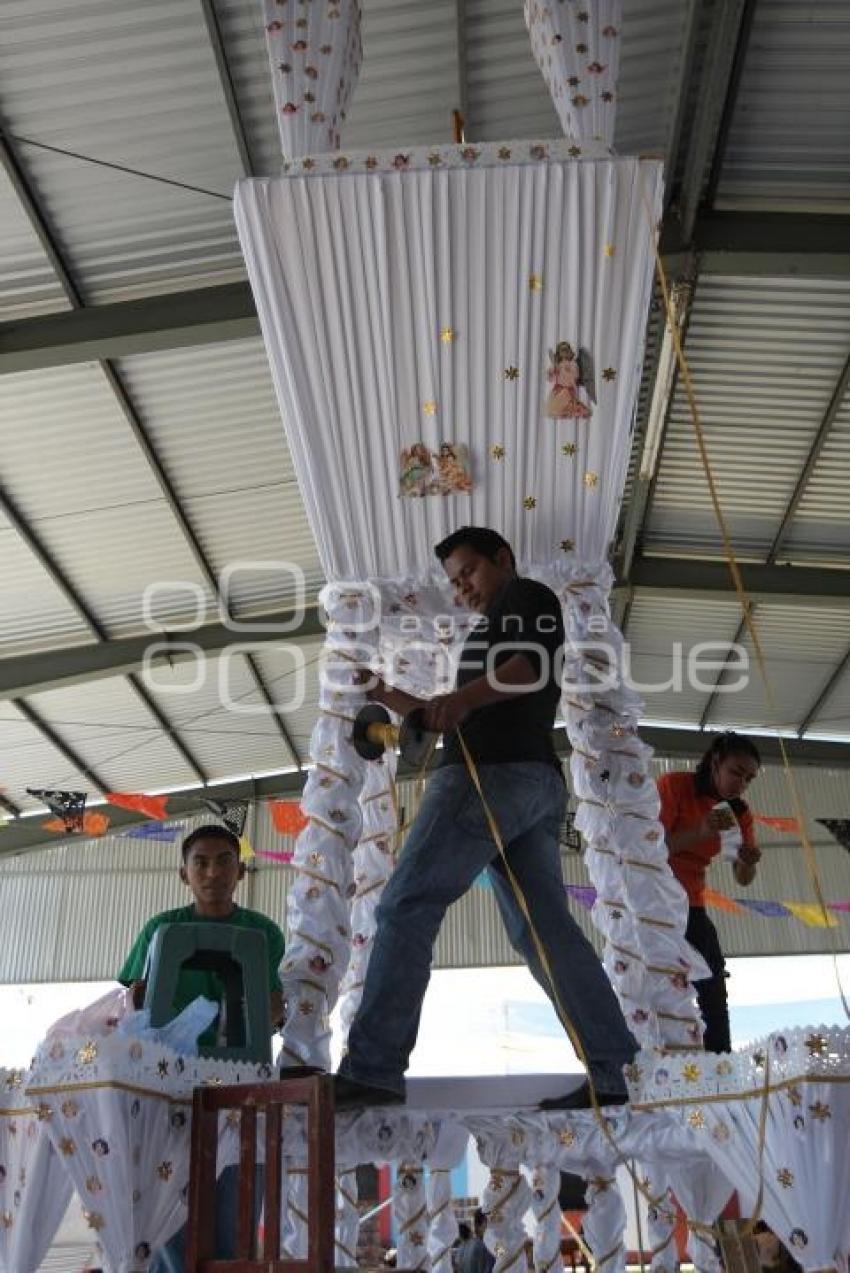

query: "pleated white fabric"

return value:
[235, 142, 662, 581]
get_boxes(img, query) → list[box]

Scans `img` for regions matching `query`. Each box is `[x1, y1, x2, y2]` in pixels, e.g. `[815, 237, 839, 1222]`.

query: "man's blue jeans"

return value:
[339, 761, 637, 1095]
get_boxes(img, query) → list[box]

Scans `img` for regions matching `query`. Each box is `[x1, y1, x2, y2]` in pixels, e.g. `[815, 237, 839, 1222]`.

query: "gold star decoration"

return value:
[422, 400, 437, 416]
[4, 1071, 22, 1090]
[568, 145, 582, 158]
[84, 1211, 105, 1232]
[529, 274, 543, 292]
[602, 367, 617, 382]
[440, 326, 456, 344]
[687, 1110, 706, 1130]
[787, 1085, 803, 1107]
[562, 442, 578, 457]
[504, 365, 519, 380]
[805, 1032, 827, 1056]
[682, 1063, 701, 1083]
[35, 1104, 52, 1122]
[60, 1100, 79, 1118]
[1, 1214, 13, 1231]
[491, 444, 505, 459]
[86, 1175, 103, 1194]
[603, 243, 616, 258]
[523, 496, 537, 510]
[157, 1161, 174, 1181]
[559, 1126, 576, 1146]
[301, 157, 315, 171]
[428, 152, 443, 167]
[777, 1168, 794, 1189]
[572, 94, 589, 107]
[624, 1063, 643, 1084]
[498, 146, 512, 160]
[560, 539, 575, 553]
[601, 91, 615, 103]
[808, 1100, 831, 1121]
[77, 1041, 98, 1065]
[575, 44, 588, 55]
[584, 471, 599, 488]
[59, 1137, 76, 1156]
[225, 1109, 241, 1129]
[157, 1059, 169, 1077]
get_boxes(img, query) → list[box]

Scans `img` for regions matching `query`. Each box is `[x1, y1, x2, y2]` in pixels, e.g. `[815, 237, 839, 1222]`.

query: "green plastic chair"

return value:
[144, 923, 272, 1064]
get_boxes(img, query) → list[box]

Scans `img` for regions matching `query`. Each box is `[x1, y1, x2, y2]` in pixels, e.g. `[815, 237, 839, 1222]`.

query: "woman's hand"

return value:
[703, 806, 736, 834]
[738, 842, 761, 867]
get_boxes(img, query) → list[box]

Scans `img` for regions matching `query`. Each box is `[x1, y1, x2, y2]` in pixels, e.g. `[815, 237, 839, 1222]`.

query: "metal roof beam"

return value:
[625, 557, 850, 606]
[675, 0, 752, 242]
[766, 352, 850, 566]
[0, 608, 325, 701]
[797, 646, 850, 739]
[2, 724, 847, 858]
[198, 0, 256, 178]
[14, 699, 110, 795]
[698, 609, 751, 729]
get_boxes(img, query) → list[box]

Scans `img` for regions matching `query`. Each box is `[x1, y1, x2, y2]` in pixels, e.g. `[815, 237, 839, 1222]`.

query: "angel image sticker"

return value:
[399, 442, 472, 497]
[544, 341, 595, 420]
[435, 442, 472, 493]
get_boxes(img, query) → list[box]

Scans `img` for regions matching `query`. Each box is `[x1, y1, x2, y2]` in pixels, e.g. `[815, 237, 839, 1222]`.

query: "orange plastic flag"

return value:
[269, 800, 308, 836]
[752, 814, 800, 833]
[107, 792, 170, 820]
[43, 811, 111, 836]
[703, 886, 746, 915]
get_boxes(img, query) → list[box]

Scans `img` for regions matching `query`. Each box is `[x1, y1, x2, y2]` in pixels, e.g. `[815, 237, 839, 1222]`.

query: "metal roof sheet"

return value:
[716, 0, 850, 213]
[646, 274, 850, 559]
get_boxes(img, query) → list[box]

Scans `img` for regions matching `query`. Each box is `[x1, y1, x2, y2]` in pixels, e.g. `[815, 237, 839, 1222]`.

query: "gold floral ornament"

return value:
[86, 1175, 103, 1194]
[504, 365, 519, 380]
[440, 327, 456, 344]
[787, 1085, 803, 1108]
[422, 400, 437, 416]
[568, 145, 582, 157]
[682, 1063, 701, 1082]
[157, 1161, 174, 1182]
[805, 1032, 827, 1056]
[35, 1103, 52, 1122]
[687, 1110, 706, 1130]
[60, 1100, 79, 1118]
[84, 1211, 105, 1232]
[529, 274, 543, 292]
[58, 1137, 76, 1156]
[583, 471, 598, 488]
[808, 1100, 831, 1121]
[498, 146, 512, 160]
[4, 1070, 23, 1090]
[777, 1168, 794, 1189]
[602, 367, 617, 382]
[715, 1059, 733, 1076]
[558, 1126, 576, 1146]
[1, 1214, 13, 1230]
[603, 243, 616, 258]
[491, 444, 505, 460]
[77, 1041, 98, 1065]
[624, 1063, 643, 1084]
[562, 442, 577, 457]
[523, 496, 537, 510]
[410, 1232, 425, 1247]
[560, 539, 575, 553]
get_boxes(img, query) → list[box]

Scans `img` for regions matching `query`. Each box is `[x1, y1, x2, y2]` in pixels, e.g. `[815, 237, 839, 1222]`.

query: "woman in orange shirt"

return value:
[657, 732, 762, 1053]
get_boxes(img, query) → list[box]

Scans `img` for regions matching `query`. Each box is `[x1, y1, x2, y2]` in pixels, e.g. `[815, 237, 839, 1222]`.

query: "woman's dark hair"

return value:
[181, 823, 240, 862]
[434, 526, 516, 569]
[695, 731, 761, 787]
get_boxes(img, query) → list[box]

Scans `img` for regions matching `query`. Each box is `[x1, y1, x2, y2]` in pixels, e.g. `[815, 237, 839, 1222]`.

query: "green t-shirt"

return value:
[118, 904, 285, 1047]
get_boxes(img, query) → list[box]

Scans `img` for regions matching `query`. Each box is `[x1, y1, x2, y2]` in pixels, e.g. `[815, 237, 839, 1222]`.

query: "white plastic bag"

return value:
[116, 996, 219, 1055]
[44, 985, 131, 1042]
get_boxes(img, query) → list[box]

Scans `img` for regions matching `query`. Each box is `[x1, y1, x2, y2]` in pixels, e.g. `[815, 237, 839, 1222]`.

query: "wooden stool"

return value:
[186, 1074, 335, 1271]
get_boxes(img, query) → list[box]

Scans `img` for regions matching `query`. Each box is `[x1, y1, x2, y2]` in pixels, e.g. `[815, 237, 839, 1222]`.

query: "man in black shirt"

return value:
[336, 527, 636, 1107]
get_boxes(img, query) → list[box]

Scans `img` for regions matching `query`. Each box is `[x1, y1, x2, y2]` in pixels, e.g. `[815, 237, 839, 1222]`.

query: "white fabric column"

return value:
[427, 1168, 459, 1273]
[282, 1170, 309, 1261]
[583, 1173, 627, 1273]
[279, 583, 378, 1068]
[669, 1157, 733, 1273]
[262, 0, 361, 158]
[335, 1166, 359, 1268]
[339, 748, 399, 1043]
[0, 1068, 73, 1273]
[393, 1163, 429, 1271]
[531, 1164, 565, 1273]
[524, 0, 623, 145]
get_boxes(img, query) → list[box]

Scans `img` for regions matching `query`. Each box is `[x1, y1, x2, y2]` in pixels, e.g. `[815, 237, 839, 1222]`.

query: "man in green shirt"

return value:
[118, 823, 285, 1046]
[118, 824, 285, 1272]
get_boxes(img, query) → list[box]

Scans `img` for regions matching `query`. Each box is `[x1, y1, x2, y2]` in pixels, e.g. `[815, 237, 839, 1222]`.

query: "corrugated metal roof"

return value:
[645, 274, 850, 559]
[782, 385, 850, 562]
[0, 699, 100, 813]
[625, 590, 744, 723]
[0, 168, 69, 320]
[716, 0, 850, 213]
[703, 602, 850, 731]
[1, 0, 246, 304]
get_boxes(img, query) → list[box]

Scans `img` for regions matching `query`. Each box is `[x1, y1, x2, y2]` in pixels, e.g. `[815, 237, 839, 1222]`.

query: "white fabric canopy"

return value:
[236, 141, 662, 580]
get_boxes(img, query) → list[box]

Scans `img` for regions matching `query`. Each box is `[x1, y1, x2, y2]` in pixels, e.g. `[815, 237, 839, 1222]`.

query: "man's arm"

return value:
[356, 671, 427, 718]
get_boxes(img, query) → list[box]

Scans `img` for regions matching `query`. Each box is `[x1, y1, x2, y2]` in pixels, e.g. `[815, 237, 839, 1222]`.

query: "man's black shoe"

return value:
[333, 1074, 405, 1108]
[539, 1080, 628, 1111]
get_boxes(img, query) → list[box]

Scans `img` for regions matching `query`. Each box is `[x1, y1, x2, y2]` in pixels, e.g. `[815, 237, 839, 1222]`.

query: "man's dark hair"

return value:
[474, 1207, 488, 1231]
[181, 823, 240, 862]
[694, 731, 761, 796]
[457, 1222, 472, 1242]
[434, 527, 516, 569]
